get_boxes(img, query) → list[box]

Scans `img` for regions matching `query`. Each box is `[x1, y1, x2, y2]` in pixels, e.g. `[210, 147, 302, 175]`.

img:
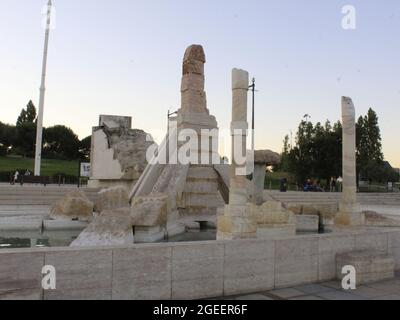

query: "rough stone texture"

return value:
[130, 164, 189, 242]
[296, 215, 319, 233]
[251, 164, 266, 205]
[336, 97, 364, 226]
[106, 128, 154, 181]
[180, 45, 207, 114]
[254, 150, 281, 166]
[94, 186, 129, 213]
[251, 201, 295, 225]
[131, 194, 168, 227]
[183, 45, 206, 64]
[70, 208, 133, 247]
[336, 251, 395, 285]
[247, 201, 297, 238]
[50, 190, 94, 222]
[89, 115, 155, 188]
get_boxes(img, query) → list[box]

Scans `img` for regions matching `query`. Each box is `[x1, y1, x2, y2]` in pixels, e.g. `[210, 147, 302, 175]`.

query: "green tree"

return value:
[16, 100, 37, 126]
[15, 101, 37, 157]
[356, 108, 384, 181]
[0, 121, 17, 154]
[43, 125, 80, 160]
[279, 118, 343, 187]
[15, 122, 36, 157]
[282, 108, 396, 187]
[79, 135, 91, 160]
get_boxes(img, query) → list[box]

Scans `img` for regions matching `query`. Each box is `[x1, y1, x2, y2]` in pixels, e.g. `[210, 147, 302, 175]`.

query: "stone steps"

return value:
[0, 187, 99, 206]
[266, 191, 400, 206]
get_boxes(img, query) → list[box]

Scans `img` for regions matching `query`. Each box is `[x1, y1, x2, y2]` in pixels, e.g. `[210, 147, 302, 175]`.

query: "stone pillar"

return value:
[177, 45, 219, 163]
[180, 45, 207, 114]
[253, 164, 266, 205]
[217, 69, 257, 240]
[176, 45, 220, 218]
[335, 96, 364, 226]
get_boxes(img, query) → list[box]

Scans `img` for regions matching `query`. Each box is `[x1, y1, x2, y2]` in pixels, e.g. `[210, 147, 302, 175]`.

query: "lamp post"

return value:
[248, 78, 256, 152]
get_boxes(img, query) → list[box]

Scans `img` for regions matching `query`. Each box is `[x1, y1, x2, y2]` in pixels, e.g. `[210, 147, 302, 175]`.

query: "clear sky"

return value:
[1, 0, 399, 167]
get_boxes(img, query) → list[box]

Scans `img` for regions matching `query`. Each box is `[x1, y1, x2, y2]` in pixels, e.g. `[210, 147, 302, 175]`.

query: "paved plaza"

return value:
[221, 273, 400, 300]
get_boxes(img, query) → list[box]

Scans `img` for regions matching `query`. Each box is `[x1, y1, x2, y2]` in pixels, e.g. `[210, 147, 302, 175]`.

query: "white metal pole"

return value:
[34, 0, 52, 176]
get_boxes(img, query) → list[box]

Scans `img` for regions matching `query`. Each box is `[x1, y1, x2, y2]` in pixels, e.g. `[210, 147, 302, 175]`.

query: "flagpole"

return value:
[34, 0, 52, 176]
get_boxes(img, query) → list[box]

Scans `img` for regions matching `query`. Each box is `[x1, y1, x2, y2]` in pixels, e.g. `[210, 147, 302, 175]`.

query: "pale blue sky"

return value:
[0, 0, 399, 166]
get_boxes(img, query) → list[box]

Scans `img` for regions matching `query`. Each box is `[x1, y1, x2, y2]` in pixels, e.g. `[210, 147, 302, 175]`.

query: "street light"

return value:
[248, 78, 256, 152]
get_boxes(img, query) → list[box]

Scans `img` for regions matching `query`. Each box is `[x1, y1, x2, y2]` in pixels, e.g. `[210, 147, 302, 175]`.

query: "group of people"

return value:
[302, 177, 343, 192]
[329, 176, 343, 192]
[10, 169, 32, 185]
[303, 179, 324, 192]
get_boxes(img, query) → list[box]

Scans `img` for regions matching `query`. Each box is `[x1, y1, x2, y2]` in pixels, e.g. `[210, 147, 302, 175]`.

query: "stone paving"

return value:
[221, 273, 400, 300]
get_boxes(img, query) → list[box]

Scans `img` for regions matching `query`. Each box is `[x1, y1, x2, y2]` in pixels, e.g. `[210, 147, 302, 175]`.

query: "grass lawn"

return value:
[0, 156, 79, 177]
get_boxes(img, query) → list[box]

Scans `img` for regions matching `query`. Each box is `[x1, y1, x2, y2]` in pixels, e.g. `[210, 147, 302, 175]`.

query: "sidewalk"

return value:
[219, 274, 400, 300]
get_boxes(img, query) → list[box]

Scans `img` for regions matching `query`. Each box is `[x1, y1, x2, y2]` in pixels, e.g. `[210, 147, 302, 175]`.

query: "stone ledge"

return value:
[336, 250, 395, 285]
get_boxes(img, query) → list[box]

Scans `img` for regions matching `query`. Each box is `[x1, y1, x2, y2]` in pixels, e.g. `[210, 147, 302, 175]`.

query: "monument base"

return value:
[335, 212, 365, 226]
[257, 224, 296, 239]
[134, 226, 165, 243]
[88, 179, 137, 191]
[335, 202, 364, 226]
[216, 204, 257, 240]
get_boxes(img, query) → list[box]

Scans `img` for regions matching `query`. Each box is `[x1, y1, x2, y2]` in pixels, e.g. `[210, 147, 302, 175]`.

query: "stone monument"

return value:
[217, 69, 258, 240]
[130, 45, 224, 230]
[176, 45, 222, 218]
[88, 115, 154, 190]
[335, 96, 365, 226]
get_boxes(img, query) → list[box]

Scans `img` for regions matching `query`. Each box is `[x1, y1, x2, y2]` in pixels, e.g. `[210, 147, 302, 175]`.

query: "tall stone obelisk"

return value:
[335, 96, 364, 226]
[34, 0, 53, 176]
[217, 69, 257, 240]
[175, 45, 221, 217]
[177, 45, 219, 162]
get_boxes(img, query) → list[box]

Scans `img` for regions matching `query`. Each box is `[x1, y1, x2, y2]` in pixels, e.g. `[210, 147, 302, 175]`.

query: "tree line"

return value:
[279, 108, 399, 185]
[0, 101, 90, 160]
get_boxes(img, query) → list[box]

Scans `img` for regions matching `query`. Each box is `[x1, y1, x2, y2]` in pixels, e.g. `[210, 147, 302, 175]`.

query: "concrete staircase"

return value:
[0, 186, 100, 218]
[266, 191, 400, 206]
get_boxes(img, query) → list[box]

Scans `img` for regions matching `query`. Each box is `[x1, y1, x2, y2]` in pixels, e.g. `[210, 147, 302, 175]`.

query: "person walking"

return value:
[330, 177, 337, 192]
[13, 170, 20, 185]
